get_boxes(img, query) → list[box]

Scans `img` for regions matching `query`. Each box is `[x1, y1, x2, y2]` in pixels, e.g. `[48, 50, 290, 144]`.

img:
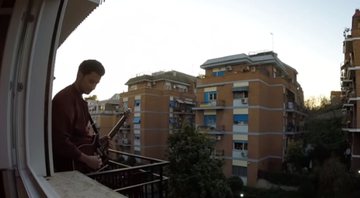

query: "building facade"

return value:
[120, 71, 197, 159]
[87, 94, 131, 152]
[194, 51, 305, 186]
[341, 9, 360, 171]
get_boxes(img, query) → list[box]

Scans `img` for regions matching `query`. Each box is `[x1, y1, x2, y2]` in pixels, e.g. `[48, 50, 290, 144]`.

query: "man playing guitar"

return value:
[52, 59, 107, 173]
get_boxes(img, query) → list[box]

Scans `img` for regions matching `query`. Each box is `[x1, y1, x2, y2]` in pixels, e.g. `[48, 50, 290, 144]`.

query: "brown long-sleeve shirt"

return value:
[52, 84, 94, 172]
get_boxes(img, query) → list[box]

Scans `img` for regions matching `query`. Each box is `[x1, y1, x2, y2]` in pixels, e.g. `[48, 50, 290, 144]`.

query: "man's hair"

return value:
[78, 59, 105, 76]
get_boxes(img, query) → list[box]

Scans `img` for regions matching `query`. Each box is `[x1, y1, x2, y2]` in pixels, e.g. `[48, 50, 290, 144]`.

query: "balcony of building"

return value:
[197, 125, 225, 139]
[169, 99, 195, 114]
[285, 121, 304, 135]
[85, 149, 169, 198]
[48, 149, 169, 198]
[232, 149, 248, 159]
[341, 104, 360, 132]
[233, 98, 249, 107]
[193, 100, 225, 110]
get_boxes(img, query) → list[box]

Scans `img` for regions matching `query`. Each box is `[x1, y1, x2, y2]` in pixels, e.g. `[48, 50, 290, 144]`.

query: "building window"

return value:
[232, 86, 248, 98]
[204, 115, 216, 127]
[233, 114, 248, 125]
[272, 67, 277, 78]
[204, 91, 217, 103]
[164, 82, 171, 90]
[123, 101, 128, 109]
[232, 166, 247, 177]
[212, 71, 225, 77]
[133, 117, 141, 124]
[134, 135, 141, 146]
[135, 99, 141, 107]
[234, 141, 248, 151]
[130, 85, 138, 90]
[169, 100, 176, 108]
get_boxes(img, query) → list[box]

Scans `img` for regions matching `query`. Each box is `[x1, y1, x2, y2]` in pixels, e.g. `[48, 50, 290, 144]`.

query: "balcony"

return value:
[197, 125, 225, 135]
[193, 100, 225, 110]
[87, 149, 169, 198]
[232, 149, 248, 159]
[233, 98, 248, 107]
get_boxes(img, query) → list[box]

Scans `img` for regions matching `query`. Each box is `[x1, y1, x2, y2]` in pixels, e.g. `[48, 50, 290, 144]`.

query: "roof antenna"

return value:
[270, 32, 274, 52]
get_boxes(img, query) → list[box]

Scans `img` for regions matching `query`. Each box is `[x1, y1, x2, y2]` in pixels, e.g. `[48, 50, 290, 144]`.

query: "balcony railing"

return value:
[87, 149, 169, 198]
[197, 125, 225, 135]
[195, 100, 225, 109]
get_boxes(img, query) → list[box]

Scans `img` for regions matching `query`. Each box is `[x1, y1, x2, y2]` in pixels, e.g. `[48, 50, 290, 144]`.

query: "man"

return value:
[52, 59, 106, 172]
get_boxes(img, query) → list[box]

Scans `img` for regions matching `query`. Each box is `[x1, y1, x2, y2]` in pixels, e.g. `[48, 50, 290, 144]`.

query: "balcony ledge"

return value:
[46, 171, 126, 198]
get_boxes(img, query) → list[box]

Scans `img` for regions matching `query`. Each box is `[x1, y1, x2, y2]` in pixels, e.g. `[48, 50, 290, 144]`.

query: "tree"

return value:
[304, 117, 346, 165]
[167, 125, 231, 198]
[85, 95, 98, 101]
[317, 157, 354, 197]
[304, 96, 330, 112]
[227, 176, 244, 198]
[285, 140, 307, 173]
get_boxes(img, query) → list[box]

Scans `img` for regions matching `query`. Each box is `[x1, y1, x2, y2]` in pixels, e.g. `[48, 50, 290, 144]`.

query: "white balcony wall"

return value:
[134, 124, 141, 129]
[232, 150, 248, 159]
[233, 124, 248, 132]
[233, 99, 248, 107]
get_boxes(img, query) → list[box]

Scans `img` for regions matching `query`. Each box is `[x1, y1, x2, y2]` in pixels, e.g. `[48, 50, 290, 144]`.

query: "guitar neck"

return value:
[107, 112, 129, 139]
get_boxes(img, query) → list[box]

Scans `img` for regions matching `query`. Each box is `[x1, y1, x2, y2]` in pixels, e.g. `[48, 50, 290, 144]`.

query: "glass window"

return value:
[234, 141, 248, 150]
[133, 117, 141, 124]
[233, 114, 248, 125]
[232, 166, 247, 177]
[204, 91, 217, 102]
[135, 99, 141, 107]
[212, 71, 225, 77]
[204, 115, 216, 126]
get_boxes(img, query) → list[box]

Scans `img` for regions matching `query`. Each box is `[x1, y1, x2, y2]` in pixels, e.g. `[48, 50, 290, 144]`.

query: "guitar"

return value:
[72, 108, 131, 173]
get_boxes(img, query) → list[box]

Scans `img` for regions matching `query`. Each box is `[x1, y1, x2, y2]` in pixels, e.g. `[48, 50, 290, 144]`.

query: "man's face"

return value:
[77, 72, 102, 94]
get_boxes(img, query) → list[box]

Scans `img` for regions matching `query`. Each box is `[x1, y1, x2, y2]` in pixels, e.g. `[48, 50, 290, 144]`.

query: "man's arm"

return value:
[52, 98, 82, 160]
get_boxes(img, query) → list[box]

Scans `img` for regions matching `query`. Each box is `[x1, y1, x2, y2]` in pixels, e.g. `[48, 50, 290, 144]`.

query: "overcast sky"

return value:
[53, 0, 359, 100]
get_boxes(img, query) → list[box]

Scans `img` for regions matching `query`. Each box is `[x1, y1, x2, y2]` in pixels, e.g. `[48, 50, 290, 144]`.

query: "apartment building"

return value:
[87, 94, 131, 152]
[341, 9, 360, 171]
[120, 71, 197, 159]
[194, 51, 305, 186]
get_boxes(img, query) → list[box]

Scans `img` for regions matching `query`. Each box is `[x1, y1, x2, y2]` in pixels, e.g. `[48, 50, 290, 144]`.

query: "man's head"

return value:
[75, 59, 105, 95]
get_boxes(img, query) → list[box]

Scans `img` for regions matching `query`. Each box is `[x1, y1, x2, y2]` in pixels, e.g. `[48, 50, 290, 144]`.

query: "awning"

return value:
[184, 100, 195, 105]
[232, 87, 248, 92]
[234, 114, 248, 122]
[176, 99, 184, 103]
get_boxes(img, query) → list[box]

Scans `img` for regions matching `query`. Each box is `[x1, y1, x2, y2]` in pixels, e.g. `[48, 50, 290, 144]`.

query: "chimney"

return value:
[352, 9, 360, 33]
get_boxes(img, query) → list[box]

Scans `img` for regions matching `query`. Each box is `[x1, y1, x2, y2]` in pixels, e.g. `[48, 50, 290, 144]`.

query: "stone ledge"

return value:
[46, 171, 126, 198]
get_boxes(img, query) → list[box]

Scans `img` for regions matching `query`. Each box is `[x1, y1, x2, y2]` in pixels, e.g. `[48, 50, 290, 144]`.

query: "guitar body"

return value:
[72, 135, 100, 173]
[72, 109, 131, 173]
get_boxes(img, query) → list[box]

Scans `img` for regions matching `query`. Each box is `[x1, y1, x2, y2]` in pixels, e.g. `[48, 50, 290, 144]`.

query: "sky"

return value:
[53, 0, 360, 101]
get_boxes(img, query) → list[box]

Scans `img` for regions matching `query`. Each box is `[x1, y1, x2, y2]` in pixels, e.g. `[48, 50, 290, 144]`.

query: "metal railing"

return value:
[87, 149, 169, 198]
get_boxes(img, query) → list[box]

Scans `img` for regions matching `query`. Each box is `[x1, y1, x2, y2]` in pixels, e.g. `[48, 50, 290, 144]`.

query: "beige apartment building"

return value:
[119, 71, 197, 159]
[341, 9, 360, 171]
[87, 94, 131, 152]
[194, 51, 305, 186]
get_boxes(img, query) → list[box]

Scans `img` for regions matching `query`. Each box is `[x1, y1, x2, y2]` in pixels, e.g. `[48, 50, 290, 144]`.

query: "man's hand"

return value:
[79, 153, 102, 170]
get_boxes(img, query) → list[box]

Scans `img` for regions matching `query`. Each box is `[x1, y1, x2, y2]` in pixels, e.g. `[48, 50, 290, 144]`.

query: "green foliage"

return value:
[304, 117, 346, 164]
[167, 125, 232, 198]
[227, 176, 244, 197]
[285, 140, 307, 173]
[304, 96, 330, 112]
[84, 95, 98, 101]
[317, 157, 354, 198]
[258, 171, 306, 186]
